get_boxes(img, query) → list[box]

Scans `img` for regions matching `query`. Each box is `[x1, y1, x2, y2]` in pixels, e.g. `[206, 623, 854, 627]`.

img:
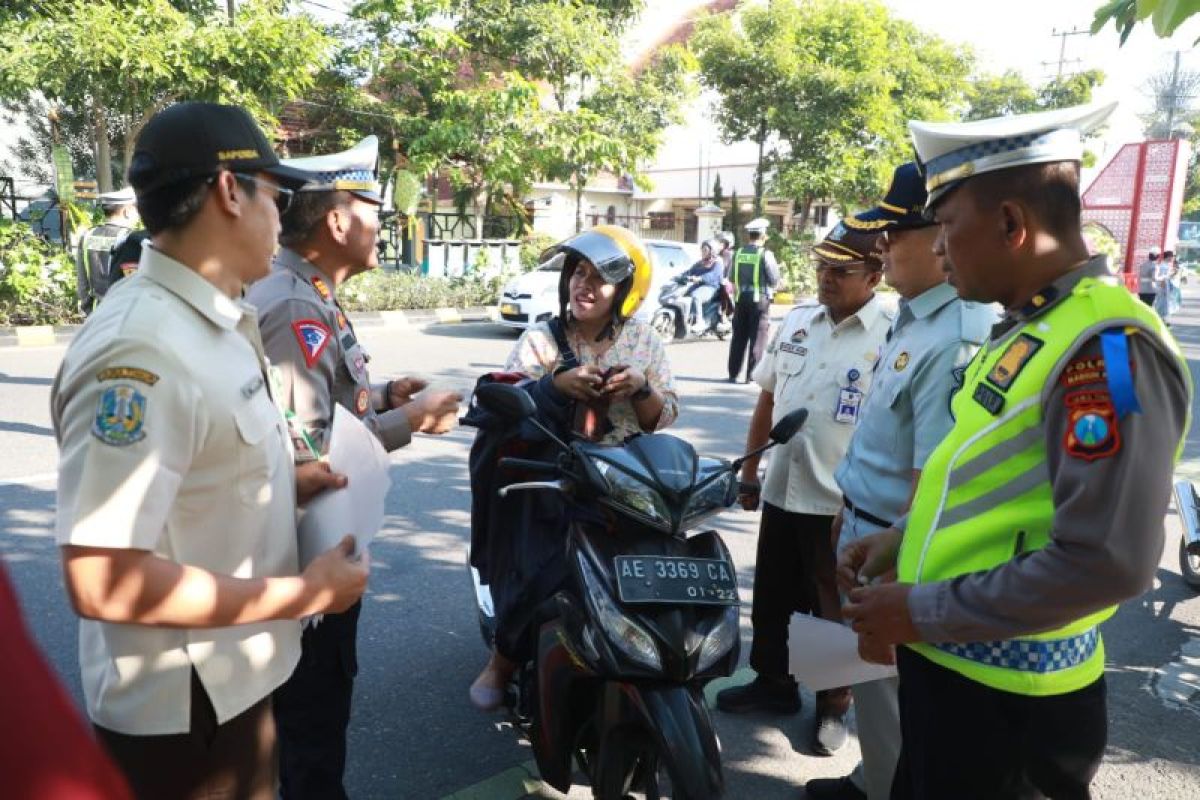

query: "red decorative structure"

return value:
[1081, 139, 1191, 291]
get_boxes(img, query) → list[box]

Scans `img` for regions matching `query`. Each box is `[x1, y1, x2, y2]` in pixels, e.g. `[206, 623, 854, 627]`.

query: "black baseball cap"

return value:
[128, 102, 313, 195]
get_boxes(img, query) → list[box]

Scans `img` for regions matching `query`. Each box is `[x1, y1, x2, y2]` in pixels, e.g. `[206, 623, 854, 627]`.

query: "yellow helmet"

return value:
[552, 224, 653, 323]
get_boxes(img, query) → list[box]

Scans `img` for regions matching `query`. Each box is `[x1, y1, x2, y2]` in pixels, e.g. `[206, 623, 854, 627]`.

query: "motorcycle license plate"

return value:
[613, 556, 739, 606]
[500, 303, 520, 315]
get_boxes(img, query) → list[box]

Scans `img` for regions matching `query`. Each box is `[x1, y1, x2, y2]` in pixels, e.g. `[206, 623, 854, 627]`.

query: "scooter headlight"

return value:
[577, 551, 662, 671]
[683, 471, 734, 525]
[591, 457, 671, 528]
[696, 604, 739, 672]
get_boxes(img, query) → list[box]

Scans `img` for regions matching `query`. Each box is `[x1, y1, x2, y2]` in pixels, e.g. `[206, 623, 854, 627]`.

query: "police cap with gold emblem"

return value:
[910, 101, 1117, 209]
[813, 221, 883, 269]
[844, 161, 931, 232]
[282, 136, 382, 204]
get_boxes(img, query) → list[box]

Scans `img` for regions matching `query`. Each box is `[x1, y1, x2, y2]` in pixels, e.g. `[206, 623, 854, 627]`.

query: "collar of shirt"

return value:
[895, 281, 958, 333]
[276, 247, 338, 305]
[814, 292, 885, 332]
[140, 244, 246, 332]
[991, 254, 1110, 339]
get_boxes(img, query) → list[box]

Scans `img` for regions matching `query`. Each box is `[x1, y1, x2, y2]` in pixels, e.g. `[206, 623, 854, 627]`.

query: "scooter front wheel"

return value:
[652, 310, 678, 341]
[1180, 535, 1200, 590]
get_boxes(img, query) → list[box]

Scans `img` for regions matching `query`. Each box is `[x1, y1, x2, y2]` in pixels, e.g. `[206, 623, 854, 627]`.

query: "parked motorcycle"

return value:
[651, 276, 732, 343]
[1171, 480, 1200, 590]
[467, 382, 807, 799]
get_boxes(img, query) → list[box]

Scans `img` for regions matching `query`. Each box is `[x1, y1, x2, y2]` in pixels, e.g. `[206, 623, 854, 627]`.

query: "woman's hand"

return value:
[602, 365, 648, 401]
[553, 365, 605, 401]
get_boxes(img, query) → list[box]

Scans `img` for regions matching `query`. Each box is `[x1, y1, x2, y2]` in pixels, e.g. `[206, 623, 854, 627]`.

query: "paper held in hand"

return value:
[788, 613, 898, 691]
[297, 404, 392, 569]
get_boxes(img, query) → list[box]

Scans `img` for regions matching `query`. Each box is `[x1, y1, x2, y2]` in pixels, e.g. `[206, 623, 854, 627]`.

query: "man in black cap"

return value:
[51, 102, 369, 800]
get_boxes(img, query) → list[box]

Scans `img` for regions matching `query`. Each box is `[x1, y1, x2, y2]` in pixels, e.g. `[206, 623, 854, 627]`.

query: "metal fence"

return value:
[586, 213, 692, 243]
[376, 211, 525, 270]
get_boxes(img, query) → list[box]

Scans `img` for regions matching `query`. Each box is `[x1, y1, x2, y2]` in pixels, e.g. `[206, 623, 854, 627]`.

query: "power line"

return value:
[1044, 26, 1089, 79]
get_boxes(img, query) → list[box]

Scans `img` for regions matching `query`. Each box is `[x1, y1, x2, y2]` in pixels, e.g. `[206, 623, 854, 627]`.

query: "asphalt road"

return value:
[2, 299, 1199, 799]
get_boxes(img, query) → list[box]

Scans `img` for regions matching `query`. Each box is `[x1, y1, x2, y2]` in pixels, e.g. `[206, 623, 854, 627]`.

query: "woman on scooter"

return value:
[469, 225, 680, 709]
[683, 239, 724, 333]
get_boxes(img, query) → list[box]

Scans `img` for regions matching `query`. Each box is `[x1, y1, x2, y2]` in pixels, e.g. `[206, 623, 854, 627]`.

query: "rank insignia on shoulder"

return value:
[1060, 356, 1108, 388]
[92, 384, 147, 446]
[972, 382, 1005, 415]
[987, 333, 1043, 390]
[337, 311, 347, 330]
[311, 276, 332, 302]
[96, 366, 159, 386]
[1063, 390, 1119, 461]
[894, 352, 910, 371]
[291, 319, 333, 368]
[354, 387, 370, 416]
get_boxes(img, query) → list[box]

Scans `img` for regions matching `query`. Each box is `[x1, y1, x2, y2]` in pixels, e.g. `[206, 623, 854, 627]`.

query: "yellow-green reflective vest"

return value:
[897, 275, 1190, 696]
[732, 247, 763, 302]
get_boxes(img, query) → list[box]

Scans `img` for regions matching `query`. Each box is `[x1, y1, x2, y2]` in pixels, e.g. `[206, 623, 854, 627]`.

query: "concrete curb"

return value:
[0, 306, 504, 348]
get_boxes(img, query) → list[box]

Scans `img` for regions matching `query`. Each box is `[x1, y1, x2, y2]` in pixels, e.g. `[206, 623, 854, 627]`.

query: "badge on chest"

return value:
[835, 368, 863, 425]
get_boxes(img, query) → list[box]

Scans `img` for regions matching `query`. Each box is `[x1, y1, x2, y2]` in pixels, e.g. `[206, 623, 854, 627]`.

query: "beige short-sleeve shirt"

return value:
[52, 246, 301, 736]
[753, 295, 894, 515]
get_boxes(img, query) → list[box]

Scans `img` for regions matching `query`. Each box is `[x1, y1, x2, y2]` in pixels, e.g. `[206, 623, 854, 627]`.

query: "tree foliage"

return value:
[965, 69, 1106, 120]
[1092, 0, 1200, 44]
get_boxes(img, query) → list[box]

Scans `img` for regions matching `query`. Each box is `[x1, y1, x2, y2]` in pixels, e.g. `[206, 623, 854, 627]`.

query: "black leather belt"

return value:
[842, 496, 892, 529]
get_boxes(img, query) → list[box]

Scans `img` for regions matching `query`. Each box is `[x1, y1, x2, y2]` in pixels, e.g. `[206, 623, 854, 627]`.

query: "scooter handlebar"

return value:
[498, 457, 558, 475]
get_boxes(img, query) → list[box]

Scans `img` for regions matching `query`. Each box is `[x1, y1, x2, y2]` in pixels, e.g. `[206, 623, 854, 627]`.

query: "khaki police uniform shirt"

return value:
[52, 245, 301, 736]
[246, 248, 411, 458]
[753, 294, 894, 515]
[907, 257, 1191, 643]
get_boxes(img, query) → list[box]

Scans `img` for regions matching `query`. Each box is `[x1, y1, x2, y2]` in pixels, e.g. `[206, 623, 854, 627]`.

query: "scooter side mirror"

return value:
[475, 382, 537, 420]
[769, 408, 808, 445]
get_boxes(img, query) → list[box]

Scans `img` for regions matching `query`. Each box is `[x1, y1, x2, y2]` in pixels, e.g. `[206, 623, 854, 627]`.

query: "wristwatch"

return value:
[630, 381, 653, 402]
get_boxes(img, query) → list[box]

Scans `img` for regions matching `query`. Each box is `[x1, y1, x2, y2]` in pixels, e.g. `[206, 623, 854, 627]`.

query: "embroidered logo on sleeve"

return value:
[92, 384, 147, 446]
[291, 319, 333, 368]
[354, 387, 370, 415]
[986, 333, 1043, 390]
[1060, 356, 1107, 388]
[1064, 389, 1120, 461]
[96, 366, 160, 385]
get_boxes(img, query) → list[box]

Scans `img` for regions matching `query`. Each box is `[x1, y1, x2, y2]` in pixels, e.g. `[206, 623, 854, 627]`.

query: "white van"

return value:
[498, 239, 701, 330]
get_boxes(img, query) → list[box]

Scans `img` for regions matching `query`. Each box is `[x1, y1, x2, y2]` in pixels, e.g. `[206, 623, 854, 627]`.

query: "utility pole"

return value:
[1165, 50, 1181, 138]
[1043, 27, 1088, 79]
[226, 0, 235, 20]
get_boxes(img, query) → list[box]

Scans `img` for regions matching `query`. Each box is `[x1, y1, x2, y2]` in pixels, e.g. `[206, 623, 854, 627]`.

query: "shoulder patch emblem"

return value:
[1060, 356, 1107, 388]
[291, 319, 333, 368]
[96, 366, 159, 386]
[92, 384, 147, 446]
[1064, 389, 1120, 461]
[893, 352, 910, 371]
[310, 276, 332, 302]
[987, 333, 1043, 390]
[354, 387, 370, 416]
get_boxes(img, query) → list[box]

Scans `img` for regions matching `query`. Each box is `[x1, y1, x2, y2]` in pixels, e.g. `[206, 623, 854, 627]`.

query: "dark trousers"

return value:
[749, 503, 849, 709]
[891, 647, 1107, 800]
[1139, 292, 1157, 306]
[273, 600, 361, 800]
[95, 670, 276, 800]
[728, 296, 770, 381]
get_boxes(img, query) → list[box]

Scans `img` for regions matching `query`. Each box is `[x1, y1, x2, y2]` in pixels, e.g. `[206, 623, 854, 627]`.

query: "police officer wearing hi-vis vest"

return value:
[75, 186, 138, 313]
[726, 217, 780, 382]
[840, 101, 1192, 799]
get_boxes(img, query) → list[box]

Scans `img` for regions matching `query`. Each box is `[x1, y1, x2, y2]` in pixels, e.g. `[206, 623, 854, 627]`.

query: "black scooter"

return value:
[467, 382, 807, 799]
[651, 276, 732, 343]
[1172, 480, 1200, 590]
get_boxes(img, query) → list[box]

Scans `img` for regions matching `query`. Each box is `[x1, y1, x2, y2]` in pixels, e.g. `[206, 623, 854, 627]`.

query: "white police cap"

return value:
[744, 217, 769, 232]
[910, 101, 1117, 208]
[98, 186, 136, 206]
[282, 135, 382, 204]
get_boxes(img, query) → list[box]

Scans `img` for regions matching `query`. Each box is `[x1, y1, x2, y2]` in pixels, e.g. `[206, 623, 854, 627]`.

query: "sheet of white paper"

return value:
[297, 404, 392, 569]
[787, 613, 898, 690]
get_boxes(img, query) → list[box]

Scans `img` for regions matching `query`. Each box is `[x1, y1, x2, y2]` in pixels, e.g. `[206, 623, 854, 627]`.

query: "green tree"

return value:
[965, 69, 1105, 120]
[1092, 0, 1200, 44]
[0, 0, 332, 191]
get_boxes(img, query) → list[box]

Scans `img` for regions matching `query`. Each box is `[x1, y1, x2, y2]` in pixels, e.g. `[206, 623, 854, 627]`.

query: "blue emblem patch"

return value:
[1072, 413, 1109, 448]
[92, 384, 147, 446]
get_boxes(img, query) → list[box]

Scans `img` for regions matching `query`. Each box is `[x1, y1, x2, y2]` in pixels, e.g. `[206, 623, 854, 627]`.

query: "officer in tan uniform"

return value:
[245, 135, 460, 800]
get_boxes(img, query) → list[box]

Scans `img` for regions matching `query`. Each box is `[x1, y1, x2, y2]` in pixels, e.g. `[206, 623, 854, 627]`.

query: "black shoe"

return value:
[811, 711, 850, 756]
[726, 376, 738, 383]
[804, 775, 867, 800]
[715, 675, 801, 715]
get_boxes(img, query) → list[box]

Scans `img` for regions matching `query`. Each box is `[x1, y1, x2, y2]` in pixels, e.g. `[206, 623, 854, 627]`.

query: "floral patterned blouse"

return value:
[505, 318, 680, 443]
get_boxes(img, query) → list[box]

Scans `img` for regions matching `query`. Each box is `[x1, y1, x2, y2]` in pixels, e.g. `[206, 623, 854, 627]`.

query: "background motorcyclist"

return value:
[468, 224, 680, 711]
[683, 239, 725, 333]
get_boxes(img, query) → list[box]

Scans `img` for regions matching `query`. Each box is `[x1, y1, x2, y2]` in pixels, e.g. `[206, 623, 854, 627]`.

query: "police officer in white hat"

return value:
[840, 102, 1191, 798]
[245, 136, 461, 799]
[727, 216, 780, 382]
[74, 186, 138, 313]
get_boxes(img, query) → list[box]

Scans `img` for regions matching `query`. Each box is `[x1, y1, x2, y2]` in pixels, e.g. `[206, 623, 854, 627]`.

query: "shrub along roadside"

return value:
[337, 268, 500, 312]
[0, 219, 82, 327]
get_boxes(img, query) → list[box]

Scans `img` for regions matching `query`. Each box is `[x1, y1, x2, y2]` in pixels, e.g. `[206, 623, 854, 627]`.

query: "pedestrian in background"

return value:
[1136, 247, 1159, 306]
[842, 101, 1191, 800]
[246, 135, 461, 800]
[804, 163, 995, 800]
[52, 102, 368, 800]
[75, 187, 138, 313]
[726, 217, 779, 382]
[717, 222, 892, 758]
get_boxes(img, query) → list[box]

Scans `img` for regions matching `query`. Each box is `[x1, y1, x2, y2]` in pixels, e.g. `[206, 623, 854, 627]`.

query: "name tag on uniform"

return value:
[780, 342, 808, 356]
[835, 367, 863, 425]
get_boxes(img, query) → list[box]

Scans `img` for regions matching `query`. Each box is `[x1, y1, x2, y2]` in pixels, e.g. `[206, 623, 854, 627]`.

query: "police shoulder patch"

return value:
[1060, 356, 1107, 388]
[291, 319, 333, 368]
[92, 384, 147, 446]
[96, 366, 159, 385]
[987, 333, 1043, 390]
[1063, 389, 1120, 461]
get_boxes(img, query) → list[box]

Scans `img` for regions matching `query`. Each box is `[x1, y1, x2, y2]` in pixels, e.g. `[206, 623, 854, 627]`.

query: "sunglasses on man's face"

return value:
[815, 262, 869, 279]
[231, 173, 294, 215]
